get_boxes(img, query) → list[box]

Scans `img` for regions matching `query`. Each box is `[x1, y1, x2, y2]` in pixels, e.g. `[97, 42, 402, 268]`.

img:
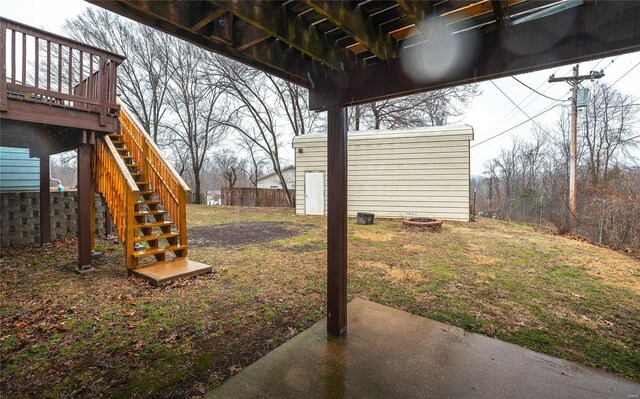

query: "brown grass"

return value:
[1, 205, 638, 398]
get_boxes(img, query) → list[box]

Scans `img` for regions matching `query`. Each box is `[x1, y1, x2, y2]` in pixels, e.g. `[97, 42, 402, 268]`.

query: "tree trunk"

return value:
[193, 172, 201, 204]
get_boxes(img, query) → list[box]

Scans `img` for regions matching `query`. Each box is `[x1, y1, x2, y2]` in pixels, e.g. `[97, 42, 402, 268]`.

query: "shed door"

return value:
[304, 172, 324, 215]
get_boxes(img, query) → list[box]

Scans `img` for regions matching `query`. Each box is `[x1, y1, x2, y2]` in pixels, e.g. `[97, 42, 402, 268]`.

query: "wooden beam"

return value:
[326, 104, 348, 337]
[303, 0, 398, 60]
[396, 0, 432, 25]
[234, 22, 271, 51]
[192, 7, 226, 31]
[0, 99, 118, 133]
[39, 155, 51, 247]
[310, 0, 640, 110]
[212, 0, 353, 71]
[491, 0, 507, 23]
[88, 0, 317, 86]
[77, 133, 94, 272]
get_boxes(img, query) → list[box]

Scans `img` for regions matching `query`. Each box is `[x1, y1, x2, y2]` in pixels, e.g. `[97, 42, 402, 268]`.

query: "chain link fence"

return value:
[478, 196, 640, 255]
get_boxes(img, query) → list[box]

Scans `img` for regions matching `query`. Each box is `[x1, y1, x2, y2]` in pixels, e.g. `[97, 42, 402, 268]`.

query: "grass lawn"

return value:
[1, 205, 639, 398]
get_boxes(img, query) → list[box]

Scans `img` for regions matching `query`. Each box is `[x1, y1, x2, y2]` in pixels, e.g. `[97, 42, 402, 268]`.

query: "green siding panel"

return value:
[0, 147, 39, 191]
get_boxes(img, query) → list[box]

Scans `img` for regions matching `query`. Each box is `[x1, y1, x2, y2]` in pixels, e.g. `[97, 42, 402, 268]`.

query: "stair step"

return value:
[130, 258, 211, 286]
[136, 199, 159, 205]
[136, 181, 150, 186]
[134, 232, 178, 243]
[138, 190, 155, 195]
[135, 210, 166, 216]
[133, 244, 187, 258]
[134, 221, 173, 229]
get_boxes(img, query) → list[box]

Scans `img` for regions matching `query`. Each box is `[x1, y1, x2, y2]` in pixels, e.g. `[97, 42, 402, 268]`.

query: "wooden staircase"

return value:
[95, 100, 211, 284]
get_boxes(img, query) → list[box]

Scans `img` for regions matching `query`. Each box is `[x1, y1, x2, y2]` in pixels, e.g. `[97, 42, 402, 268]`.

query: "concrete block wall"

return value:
[0, 191, 108, 247]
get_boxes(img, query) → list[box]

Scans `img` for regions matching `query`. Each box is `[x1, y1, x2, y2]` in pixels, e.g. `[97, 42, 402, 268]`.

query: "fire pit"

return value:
[402, 218, 443, 231]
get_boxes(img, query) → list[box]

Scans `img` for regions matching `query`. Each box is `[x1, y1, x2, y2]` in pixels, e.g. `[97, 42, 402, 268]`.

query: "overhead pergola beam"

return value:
[303, 0, 399, 60]
[212, 0, 353, 71]
[309, 1, 640, 110]
[89, 0, 317, 86]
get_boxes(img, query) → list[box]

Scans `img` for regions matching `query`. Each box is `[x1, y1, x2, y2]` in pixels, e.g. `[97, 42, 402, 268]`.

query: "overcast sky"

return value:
[3, 0, 639, 176]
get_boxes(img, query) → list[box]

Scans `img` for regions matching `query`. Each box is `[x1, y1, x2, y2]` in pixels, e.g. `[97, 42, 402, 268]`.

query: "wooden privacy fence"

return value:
[221, 187, 295, 208]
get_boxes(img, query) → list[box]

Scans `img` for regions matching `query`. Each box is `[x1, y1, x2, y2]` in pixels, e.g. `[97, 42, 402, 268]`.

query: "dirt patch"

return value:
[188, 222, 304, 248]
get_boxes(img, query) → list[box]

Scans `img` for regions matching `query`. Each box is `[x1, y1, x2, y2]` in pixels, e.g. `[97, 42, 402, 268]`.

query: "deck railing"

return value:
[118, 100, 191, 250]
[0, 17, 124, 125]
[95, 135, 140, 268]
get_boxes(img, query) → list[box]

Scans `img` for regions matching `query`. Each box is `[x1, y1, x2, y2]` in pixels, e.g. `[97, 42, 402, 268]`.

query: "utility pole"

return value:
[548, 64, 604, 229]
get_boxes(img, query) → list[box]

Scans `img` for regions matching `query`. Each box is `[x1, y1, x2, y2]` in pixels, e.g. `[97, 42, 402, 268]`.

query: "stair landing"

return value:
[130, 258, 212, 286]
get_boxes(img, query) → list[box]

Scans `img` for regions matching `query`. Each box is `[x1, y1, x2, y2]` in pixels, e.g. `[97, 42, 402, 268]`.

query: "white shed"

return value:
[292, 125, 473, 221]
[256, 165, 296, 189]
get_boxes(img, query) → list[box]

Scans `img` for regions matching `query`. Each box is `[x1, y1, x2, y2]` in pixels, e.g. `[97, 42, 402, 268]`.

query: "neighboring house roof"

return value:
[257, 166, 295, 183]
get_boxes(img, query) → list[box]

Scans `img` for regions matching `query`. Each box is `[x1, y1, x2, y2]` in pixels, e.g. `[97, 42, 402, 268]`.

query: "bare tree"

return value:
[582, 82, 639, 188]
[64, 8, 174, 142]
[496, 138, 522, 201]
[238, 135, 268, 204]
[213, 150, 243, 205]
[483, 159, 500, 211]
[267, 75, 323, 136]
[349, 85, 480, 130]
[215, 59, 295, 205]
[163, 45, 226, 204]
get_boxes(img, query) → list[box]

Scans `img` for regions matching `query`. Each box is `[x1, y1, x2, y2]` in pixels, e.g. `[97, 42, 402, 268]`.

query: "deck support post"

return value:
[76, 131, 94, 273]
[39, 154, 51, 247]
[326, 104, 348, 337]
[104, 207, 114, 239]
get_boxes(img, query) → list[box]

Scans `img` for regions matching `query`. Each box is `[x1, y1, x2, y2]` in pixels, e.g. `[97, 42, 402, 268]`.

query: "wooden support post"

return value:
[90, 177, 96, 250]
[326, 104, 348, 337]
[104, 207, 114, 238]
[39, 155, 51, 247]
[76, 131, 94, 272]
[0, 21, 8, 111]
[98, 57, 107, 126]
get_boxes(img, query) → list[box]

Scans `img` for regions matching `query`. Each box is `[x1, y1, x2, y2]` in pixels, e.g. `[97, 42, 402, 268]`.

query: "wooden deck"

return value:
[130, 258, 213, 286]
[0, 17, 124, 138]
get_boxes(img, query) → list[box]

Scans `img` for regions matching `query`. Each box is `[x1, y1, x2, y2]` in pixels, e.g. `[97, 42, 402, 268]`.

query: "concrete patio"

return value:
[207, 298, 640, 399]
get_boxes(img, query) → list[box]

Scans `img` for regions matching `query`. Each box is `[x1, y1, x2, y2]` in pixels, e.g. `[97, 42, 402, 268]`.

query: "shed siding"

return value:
[293, 126, 472, 221]
[0, 147, 39, 191]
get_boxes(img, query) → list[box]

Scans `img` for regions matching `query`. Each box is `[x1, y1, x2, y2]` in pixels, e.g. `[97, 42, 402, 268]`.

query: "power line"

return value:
[621, 133, 640, 143]
[491, 80, 564, 146]
[601, 56, 619, 72]
[511, 76, 568, 102]
[480, 66, 568, 138]
[609, 60, 640, 88]
[471, 104, 561, 148]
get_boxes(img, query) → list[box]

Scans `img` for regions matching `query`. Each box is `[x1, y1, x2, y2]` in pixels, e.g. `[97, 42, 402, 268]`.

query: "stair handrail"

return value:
[95, 135, 140, 268]
[116, 98, 191, 250]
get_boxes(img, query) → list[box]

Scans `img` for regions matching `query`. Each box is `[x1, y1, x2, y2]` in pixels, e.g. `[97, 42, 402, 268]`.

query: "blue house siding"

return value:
[0, 147, 39, 191]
